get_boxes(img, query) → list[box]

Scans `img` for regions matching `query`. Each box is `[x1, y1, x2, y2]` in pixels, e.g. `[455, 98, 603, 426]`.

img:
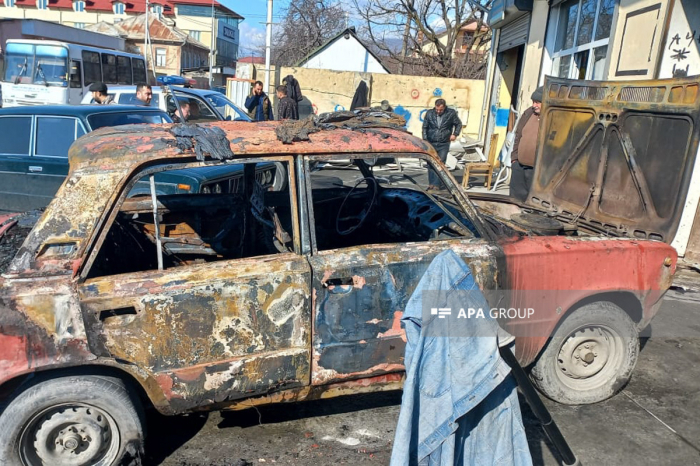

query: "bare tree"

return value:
[355, 0, 492, 79]
[272, 0, 348, 67]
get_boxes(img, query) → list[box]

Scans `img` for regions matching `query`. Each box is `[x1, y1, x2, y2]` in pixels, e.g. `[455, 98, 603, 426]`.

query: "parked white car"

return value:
[81, 85, 250, 122]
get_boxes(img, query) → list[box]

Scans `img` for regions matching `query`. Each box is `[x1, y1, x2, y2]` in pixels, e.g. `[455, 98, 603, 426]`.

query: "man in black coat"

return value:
[276, 85, 297, 120]
[422, 99, 463, 189]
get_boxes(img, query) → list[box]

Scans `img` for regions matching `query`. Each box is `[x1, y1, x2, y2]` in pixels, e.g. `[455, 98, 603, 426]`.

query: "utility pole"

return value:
[208, 0, 215, 89]
[264, 0, 272, 93]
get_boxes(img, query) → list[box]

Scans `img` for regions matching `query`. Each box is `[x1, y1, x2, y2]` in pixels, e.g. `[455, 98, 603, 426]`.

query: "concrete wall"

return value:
[657, 0, 700, 79]
[274, 66, 485, 139]
[300, 36, 387, 74]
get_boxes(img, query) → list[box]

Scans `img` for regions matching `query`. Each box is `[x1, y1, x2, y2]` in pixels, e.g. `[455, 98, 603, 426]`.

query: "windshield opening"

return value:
[205, 93, 249, 121]
[3, 43, 68, 87]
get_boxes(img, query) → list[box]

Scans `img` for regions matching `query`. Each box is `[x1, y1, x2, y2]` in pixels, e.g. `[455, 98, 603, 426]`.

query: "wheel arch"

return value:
[0, 362, 176, 416]
[523, 291, 644, 369]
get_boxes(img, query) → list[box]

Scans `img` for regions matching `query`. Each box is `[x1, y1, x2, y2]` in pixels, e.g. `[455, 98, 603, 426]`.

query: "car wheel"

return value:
[0, 375, 144, 466]
[530, 301, 639, 405]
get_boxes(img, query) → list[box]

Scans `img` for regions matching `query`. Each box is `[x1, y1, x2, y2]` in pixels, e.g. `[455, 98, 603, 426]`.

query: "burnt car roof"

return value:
[529, 75, 700, 243]
[68, 120, 437, 174]
[0, 105, 168, 117]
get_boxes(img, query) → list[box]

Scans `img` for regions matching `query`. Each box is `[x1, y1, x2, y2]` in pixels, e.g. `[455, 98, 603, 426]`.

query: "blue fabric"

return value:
[390, 250, 532, 466]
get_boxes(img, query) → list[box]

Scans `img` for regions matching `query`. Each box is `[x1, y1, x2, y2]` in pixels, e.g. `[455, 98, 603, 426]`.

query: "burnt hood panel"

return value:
[527, 76, 700, 243]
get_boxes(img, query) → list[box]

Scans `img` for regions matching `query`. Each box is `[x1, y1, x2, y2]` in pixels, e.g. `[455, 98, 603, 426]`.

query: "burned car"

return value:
[0, 77, 685, 465]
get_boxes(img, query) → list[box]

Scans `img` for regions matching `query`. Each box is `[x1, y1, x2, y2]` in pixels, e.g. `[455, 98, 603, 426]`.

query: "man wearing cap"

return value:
[89, 82, 116, 105]
[510, 86, 543, 201]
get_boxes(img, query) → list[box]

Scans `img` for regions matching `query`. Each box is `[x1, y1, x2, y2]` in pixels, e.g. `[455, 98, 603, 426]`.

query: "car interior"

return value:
[87, 155, 479, 278]
[87, 162, 294, 278]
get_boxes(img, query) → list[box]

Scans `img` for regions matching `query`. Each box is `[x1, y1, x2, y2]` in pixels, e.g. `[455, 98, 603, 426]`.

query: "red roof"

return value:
[238, 56, 264, 64]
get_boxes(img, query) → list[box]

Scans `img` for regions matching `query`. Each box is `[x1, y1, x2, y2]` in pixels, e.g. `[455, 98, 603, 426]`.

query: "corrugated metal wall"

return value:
[498, 13, 531, 52]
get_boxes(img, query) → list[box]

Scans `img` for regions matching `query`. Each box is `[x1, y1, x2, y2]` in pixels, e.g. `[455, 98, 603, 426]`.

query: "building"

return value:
[296, 27, 390, 74]
[486, 0, 700, 116]
[86, 14, 209, 80]
[0, 0, 242, 84]
[420, 20, 491, 58]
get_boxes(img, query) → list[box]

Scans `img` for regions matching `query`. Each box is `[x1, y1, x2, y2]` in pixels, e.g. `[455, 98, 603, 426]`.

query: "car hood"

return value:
[526, 76, 700, 243]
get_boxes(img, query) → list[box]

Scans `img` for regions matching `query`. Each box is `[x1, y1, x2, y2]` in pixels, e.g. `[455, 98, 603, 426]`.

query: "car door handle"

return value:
[28, 166, 43, 173]
[323, 277, 355, 295]
[98, 307, 138, 322]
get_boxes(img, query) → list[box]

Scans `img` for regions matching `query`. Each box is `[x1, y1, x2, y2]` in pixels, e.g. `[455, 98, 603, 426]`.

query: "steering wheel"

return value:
[336, 177, 378, 236]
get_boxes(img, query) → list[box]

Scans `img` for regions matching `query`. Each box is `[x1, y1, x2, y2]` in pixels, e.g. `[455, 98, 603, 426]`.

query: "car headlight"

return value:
[202, 185, 211, 194]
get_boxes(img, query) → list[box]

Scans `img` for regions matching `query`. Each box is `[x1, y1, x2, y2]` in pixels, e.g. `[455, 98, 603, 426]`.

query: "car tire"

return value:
[529, 301, 639, 405]
[0, 374, 145, 466]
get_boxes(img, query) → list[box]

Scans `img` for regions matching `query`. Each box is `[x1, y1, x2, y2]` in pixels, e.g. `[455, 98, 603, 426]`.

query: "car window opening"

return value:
[87, 161, 292, 278]
[309, 156, 479, 251]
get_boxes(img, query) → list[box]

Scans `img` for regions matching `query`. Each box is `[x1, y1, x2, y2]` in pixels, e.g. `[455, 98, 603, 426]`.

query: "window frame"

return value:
[113, 1, 125, 14]
[34, 116, 87, 159]
[78, 155, 300, 280]
[548, 0, 615, 81]
[302, 152, 481, 255]
[73, 0, 85, 12]
[82, 50, 102, 85]
[155, 47, 167, 67]
[0, 115, 33, 157]
[36, 0, 47, 9]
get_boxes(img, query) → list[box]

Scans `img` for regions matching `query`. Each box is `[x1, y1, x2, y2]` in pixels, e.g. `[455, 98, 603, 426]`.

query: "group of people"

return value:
[88, 82, 153, 106]
[244, 75, 303, 122]
[421, 86, 543, 198]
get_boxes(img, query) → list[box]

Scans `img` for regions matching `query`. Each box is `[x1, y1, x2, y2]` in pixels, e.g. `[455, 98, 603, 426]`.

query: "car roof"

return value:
[69, 121, 436, 174]
[0, 105, 169, 117]
[107, 85, 215, 97]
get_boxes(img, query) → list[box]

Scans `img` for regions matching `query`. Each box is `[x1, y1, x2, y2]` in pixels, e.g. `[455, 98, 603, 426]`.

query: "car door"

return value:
[77, 157, 312, 412]
[23, 115, 86, 210]
[172, 91, 220, 122]
[302, 154, 500, 386]
[0, 115, 33, 212]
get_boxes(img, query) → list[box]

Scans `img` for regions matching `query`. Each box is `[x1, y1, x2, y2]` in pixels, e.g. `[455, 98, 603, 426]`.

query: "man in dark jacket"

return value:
[509, 86, 543, 201]
[276, 85, 297, 120]
[245, 81, 273, 121]
[422, 99, 462, 189]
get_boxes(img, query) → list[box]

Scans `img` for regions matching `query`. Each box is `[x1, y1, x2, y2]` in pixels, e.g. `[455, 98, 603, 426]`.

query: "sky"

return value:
[221, 0, 288, 57]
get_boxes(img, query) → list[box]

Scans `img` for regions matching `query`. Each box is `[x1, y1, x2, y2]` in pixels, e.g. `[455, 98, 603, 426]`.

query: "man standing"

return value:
[509, 86, 543, 201]
[89, 82, 116, 105]
[422, 98, 462, 190]
[135, 83, 153, 106]
[276, 86, 297, 120]
[245, 81, 273, 121]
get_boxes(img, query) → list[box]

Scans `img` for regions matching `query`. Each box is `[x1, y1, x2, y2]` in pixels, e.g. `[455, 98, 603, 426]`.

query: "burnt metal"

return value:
[529, 76, 700, 243]
[168, 125, 235, 161]
[276, 110, 408, 144]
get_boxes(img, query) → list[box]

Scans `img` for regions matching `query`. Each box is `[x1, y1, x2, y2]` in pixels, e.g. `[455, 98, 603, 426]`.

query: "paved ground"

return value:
[143, 294, 700, 465]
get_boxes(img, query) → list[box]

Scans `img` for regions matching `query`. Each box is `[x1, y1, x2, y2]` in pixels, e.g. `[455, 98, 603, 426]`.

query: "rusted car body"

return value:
[0, 76, 688, 464]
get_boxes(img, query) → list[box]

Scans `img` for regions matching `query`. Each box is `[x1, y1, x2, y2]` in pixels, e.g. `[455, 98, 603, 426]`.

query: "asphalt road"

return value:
[142, 294, 700, 466]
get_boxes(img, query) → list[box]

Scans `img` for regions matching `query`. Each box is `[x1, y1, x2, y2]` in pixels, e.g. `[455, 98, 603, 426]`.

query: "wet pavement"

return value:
[144, 294, 700, 465]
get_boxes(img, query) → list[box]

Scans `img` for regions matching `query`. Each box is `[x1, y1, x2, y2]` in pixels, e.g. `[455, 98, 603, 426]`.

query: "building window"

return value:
[73, 0, 85, 11]
[550, 0, 615, 80]
[74, 22, 86, 29]
[155, 48, 166, 67]
[6, 0, 16, 7]
[113, 2, 125, 14]
[151, 4, 163, 16]
[37, 0, 48, 9]
[189, 30, 201, 42]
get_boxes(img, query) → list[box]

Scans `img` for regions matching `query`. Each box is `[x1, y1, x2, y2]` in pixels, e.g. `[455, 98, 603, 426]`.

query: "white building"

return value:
[297, 27, 389, 74]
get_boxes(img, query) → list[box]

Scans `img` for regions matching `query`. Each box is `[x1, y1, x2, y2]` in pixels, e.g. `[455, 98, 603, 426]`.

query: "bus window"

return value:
[70, 61, 82, 88]
[82, 51, 101, 85]
[117, 56, 132, 84]
[102, 54, 117, 83]
[133, 58, 147, 83]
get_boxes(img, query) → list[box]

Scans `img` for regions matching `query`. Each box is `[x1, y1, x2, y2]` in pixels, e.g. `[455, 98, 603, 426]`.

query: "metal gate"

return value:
[226, 79, 252, 109]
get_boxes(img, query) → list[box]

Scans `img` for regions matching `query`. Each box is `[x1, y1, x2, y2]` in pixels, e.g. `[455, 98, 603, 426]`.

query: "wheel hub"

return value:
[26, 405, 116, 466]
[558, 326, 612, 379]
